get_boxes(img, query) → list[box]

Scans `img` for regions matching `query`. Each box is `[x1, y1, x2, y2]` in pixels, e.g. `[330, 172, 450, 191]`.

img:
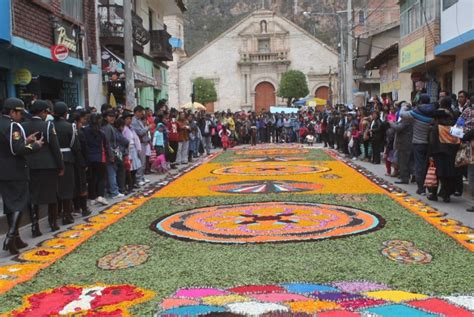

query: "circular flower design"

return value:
[212, 164, 330, 176]
[235, 148, 308, 156]
[235, 156, 306, 162]
[209, 180, 324, 194]
[152, 202, 384, 244]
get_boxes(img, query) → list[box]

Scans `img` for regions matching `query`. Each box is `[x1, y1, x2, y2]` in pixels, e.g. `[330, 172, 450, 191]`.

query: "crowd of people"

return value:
[1, 88, 474, 254]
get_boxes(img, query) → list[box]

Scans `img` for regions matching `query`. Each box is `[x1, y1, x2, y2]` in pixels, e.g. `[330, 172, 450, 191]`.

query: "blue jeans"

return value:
[413, 143, 428, 191]
[106, 162, 119, 196]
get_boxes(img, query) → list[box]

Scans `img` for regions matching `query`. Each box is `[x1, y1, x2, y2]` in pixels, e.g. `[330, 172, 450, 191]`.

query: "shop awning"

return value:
[365, 43, 399, 70]
[101, 47, 157, 88]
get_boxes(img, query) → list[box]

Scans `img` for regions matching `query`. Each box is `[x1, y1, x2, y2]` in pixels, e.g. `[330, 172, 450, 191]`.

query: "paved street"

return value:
[0, 145, 473, 316]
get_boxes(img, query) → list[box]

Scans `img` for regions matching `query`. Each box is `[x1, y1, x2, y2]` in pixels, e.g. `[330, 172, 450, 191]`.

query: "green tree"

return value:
[277, 70, 309, 106]
[193, 77, 218, 104]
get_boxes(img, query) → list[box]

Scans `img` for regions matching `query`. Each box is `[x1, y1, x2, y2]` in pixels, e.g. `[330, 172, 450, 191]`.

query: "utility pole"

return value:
[303, 11, 345, 104]
[123, 0, 136, 109]
[294, 0, 298, 16]
[346, 0, 353, 105]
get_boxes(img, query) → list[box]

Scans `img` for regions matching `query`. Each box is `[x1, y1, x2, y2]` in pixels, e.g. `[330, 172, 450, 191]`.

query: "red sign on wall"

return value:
[51, 45, 69, 62]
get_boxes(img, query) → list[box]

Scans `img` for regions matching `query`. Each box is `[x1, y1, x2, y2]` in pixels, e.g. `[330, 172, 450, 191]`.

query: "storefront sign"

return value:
[51, 45, 69, 62]
[13, 69, 32, 86]
[381, 80, 401, 93]
[54, 22, 77, 53]
[400, 38, 425, 72]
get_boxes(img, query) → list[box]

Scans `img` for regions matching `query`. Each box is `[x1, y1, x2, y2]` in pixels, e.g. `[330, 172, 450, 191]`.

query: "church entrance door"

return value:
[255, 81, 275, 113]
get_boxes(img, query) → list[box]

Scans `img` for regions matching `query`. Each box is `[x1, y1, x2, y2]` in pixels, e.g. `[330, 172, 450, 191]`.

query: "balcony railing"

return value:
[239, 51, 290, 64]
[98, 4, 150, 53]
[150, 29, 173, 62]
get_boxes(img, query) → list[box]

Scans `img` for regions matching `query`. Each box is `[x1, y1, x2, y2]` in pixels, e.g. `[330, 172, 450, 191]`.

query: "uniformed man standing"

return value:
[23, 100, 64, 236]
[53, 102, 83, 225]
[0, 98, 43, 254]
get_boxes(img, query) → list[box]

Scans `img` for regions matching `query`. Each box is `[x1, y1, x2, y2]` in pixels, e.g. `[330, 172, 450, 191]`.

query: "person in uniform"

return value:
[22, 100, 64, 236]
[53, 102, 83, 225]
[0, 98, 43, 254]
[70, 110, 91, 217]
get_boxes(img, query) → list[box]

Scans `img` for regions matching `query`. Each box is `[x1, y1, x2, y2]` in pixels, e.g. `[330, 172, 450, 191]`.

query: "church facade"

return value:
[171, 10, 339, 112]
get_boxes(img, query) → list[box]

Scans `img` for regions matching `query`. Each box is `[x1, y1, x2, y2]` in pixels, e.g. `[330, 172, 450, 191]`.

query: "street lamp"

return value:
[303, 11, 346, 105]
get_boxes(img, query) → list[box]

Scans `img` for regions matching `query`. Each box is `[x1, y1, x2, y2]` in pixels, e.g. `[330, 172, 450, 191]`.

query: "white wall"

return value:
[440, 0, 474, 43]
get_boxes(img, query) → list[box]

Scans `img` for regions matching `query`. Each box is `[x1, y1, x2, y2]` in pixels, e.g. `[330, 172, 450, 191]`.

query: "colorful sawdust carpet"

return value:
[157, 282, 474, 316]
[2, 284, 154, 317]
[97, 244, 151, 270]
[171, 197, 200, 206]
[152, 202, 384, 244]
[209, 180, 324, 194]
[234, 156, 306, 162]
[211, 164, 330, 176]
[235, 148, 308, 156]
[381, 240, 433, 264]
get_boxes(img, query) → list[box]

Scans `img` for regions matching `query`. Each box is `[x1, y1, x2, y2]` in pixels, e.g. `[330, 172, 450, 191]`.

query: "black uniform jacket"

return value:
[0, 115, 41, 181]
[54, 118, 84, 165]
[22, 117, 64, 170]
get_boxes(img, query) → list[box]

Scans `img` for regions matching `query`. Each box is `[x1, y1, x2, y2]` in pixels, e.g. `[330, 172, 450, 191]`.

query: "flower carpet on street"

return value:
[381, 240, 433, 264]
[153, 202, 384, 243]
[0, 146, 473, 316]
[156, 282, 474, 316]
[97, 245, 152, 270]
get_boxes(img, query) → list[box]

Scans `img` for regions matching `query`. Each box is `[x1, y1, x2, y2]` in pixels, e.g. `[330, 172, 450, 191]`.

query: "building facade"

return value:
[354, 0, 411, 103]
[435, 0, 474, 94]
[98, 0, 185, 109]
[175, 10, 338, 112]
[398, 0, 446, 102]
[0, 0, 99, 108]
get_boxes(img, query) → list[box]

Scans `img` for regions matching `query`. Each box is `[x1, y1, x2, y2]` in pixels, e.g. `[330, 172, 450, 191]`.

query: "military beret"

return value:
[3, 98, 25, 111]
[30, 100, 49, 114]
[54, 101, 68, 116]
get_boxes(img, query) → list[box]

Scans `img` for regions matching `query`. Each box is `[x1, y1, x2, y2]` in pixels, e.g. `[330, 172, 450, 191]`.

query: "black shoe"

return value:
[30, 205, 42, 238]
[467, 207, 474, 212]
[442, 196, 451, 203]
[82, 208, 92, 217]
[395, 181, 409, 184]
[15, 236, 28, 249]
[427, 194, 438, 201]
[416, 189, 426, 195]
[3, 235, 19, 255]
[454, 192, 462, 197]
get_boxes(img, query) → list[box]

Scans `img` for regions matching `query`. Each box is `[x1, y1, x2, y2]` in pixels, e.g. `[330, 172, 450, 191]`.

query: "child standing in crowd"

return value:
[219, 125, 230, 151]
[153, 123, 166, 157]
[122, 111, 142, 191]
[349, 122, 361, 159]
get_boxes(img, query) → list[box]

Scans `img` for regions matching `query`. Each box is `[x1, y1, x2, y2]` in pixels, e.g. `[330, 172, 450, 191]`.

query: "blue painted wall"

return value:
[0, 0, 11, 42]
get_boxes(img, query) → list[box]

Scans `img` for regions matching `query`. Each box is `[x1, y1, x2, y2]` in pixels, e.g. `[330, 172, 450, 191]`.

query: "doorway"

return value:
[255, 81, 275, 113]
[315, 86, 329, 100]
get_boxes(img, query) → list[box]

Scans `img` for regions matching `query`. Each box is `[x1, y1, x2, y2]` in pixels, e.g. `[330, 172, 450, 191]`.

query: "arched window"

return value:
[260, 20, 268, 33]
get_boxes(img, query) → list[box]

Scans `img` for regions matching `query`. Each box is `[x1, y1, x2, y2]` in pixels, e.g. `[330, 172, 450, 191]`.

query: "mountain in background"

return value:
[183, 0, 364, 56]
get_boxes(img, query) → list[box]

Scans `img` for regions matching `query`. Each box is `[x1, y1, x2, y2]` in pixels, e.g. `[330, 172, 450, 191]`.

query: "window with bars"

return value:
[468, 59, 474, 94]
[400, 0, 439, 36]
[61, 0, 83, 23]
